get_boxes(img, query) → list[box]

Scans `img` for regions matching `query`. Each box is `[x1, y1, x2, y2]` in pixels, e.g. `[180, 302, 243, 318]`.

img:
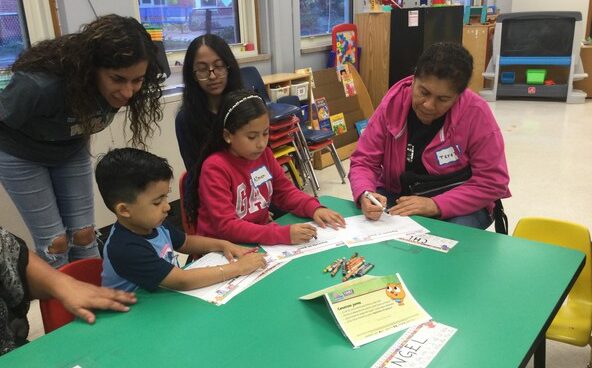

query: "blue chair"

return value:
[240, 66, 301, 122]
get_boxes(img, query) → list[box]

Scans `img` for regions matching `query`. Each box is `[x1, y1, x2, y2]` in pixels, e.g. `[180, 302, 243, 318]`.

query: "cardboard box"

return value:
[311, 67, 374, 170]
[462, 23, 494, 93]
[574, 45, 592, 98]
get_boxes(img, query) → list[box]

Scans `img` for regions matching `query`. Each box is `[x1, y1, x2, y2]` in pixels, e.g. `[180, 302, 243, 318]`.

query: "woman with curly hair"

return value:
[0, 14, 163, 268]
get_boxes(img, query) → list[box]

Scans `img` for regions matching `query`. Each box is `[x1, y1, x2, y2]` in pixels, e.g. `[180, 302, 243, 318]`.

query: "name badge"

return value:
[435, 146, 459, 166]
[251, 166, 272, 187]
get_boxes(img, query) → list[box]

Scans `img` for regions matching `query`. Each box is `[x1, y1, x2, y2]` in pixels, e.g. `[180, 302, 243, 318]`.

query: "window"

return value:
[137, 0, 257, 58]
[300, 0, 352, 37]
[0, 0, 29, 69]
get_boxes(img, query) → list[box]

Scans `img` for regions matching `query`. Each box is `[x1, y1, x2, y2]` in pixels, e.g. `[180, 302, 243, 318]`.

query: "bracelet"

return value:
[218, 266, 225, 282]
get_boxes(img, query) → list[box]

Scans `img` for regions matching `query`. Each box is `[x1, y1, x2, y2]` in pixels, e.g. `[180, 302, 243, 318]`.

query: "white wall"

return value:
[511, 0, 590, 41]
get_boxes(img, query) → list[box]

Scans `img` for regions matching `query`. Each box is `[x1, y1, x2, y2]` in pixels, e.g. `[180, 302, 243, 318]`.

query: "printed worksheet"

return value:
[342, 215, 429, 247]
[262, 224, 346, 262]
[177, 252, 286, 305]
[372, 321, 457, 368]
[395, 233, 459, 253]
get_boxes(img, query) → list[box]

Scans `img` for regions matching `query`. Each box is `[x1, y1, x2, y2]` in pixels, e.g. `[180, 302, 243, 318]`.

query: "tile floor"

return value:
[26, 99, 592, 367]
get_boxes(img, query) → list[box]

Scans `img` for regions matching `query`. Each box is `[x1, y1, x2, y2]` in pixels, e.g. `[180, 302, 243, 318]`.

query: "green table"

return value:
[2, 196, 584, 367]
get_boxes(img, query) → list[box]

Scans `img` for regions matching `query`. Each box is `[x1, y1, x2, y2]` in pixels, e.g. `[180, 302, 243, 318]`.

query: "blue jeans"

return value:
[377, 188, 493, 230]
[0, 148, 99, 267]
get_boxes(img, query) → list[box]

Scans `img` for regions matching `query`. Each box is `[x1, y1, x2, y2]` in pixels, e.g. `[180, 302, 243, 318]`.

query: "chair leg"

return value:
[293, 126, 320, 192]
[287, 160, 303, 188]
[328, 142, 347, 184]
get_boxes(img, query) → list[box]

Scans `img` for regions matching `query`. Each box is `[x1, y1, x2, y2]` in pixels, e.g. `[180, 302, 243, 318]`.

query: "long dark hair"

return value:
[12, 14, 163, 147]
[184, 90, 268, 226]
[178, 34, 242, 164]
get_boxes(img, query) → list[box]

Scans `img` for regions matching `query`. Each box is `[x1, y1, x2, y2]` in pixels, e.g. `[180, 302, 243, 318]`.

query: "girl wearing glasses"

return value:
[176, 34, 242, 171]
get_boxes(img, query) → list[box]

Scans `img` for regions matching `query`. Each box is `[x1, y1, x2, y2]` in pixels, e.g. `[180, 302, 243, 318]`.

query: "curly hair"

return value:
[12, 14, 163, 147]
[414, 42, 473, 94]
[183, 90, 268, 226]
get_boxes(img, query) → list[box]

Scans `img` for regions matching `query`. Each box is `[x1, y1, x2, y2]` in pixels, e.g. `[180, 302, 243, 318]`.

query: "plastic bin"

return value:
[269, 85, 290, 102]
[290, 81, 309, 101]
[500, 71, 515, 84]
[526, 69, 547, 85]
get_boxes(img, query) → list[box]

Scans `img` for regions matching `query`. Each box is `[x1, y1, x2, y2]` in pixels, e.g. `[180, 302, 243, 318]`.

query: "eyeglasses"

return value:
[193, 65, 229, 81]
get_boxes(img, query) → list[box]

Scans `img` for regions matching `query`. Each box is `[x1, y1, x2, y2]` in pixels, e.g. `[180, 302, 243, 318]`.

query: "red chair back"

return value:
[39, 258, 103, 333]
[179, 171, 196, 235]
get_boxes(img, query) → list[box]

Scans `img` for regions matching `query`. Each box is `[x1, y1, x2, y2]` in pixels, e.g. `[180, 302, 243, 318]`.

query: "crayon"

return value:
[356, 263, 374, 277]
[342, 262, 364, 282]
[330, 258, 344, 277]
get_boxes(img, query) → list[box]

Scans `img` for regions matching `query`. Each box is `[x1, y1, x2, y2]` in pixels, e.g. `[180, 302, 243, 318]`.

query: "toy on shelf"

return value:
[327, 23, 361, 71]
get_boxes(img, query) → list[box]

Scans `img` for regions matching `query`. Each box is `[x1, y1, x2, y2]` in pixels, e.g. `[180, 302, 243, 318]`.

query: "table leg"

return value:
[534, 335, 546, 368]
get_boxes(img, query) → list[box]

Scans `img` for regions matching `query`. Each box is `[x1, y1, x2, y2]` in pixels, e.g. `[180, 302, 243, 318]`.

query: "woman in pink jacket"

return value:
[349, 42, 510, 229]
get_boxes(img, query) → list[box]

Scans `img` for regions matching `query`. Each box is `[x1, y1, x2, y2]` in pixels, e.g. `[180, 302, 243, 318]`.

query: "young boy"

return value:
[95, 148, 266, 292]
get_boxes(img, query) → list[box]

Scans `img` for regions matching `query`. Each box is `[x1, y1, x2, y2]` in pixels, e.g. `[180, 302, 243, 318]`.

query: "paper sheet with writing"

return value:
[372, 321, 457, 368]
[301, 274, 431, 348]
[262, 225, 346, 262]
[177, 252, 285, 305]
[341, 215, 429, 247]
[395, 233, 459, 253]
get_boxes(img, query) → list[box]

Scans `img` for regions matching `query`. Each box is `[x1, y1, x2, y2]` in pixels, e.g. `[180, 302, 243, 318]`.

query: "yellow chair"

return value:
[273, 145, 304, 189]
[513, 217, 592, 363]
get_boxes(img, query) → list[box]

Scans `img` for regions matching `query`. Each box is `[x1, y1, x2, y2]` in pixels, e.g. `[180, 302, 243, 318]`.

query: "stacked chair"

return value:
[278, 95, 346, 191]
[240, 66, 347, 196]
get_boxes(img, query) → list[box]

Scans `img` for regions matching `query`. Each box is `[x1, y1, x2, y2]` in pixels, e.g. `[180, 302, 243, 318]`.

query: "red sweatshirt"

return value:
[196, 147, 321, 245]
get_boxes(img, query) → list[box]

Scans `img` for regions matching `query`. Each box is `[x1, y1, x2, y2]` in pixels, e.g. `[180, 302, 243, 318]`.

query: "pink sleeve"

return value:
[199, 159, 292, 245]
[348, 100, 389, 205]
[433, 106, 510, 218]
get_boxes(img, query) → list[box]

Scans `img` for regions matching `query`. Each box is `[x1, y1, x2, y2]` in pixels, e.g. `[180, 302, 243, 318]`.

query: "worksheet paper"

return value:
[263, 215, 429, 261]
[342, 215, 429, 247]
[177, 252, 286, 305]
[395, 233, 459, 253]
[371, 321, 457, 368]
[262, 225, 346, 262]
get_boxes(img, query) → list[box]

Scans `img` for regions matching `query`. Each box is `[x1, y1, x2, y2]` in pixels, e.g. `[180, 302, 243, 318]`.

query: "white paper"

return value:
[372, 321, 457, 368]
[262, 224, 346, 262]
[408, 10, 419, 27]
[342, 215, 429, 248]
[395, 233, 458, 253]
[177, 252, 286, 305]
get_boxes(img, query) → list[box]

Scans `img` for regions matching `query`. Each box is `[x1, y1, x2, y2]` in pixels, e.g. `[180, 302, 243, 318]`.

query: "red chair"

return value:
[178, 171, 196, 235]
[39, 258, 103, 333]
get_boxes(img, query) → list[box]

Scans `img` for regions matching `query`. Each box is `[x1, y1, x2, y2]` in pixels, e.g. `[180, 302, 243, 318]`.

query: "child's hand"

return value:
[290, 223, 317, 244]
[219, 241, 252, 262]
[313, 208, 346, 229]
[235, 253, 267, 275]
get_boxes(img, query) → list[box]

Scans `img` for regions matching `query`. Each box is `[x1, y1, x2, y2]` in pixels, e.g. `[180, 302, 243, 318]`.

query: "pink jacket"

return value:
[197, 147, 321, 245]
[349, 76, 510, 219]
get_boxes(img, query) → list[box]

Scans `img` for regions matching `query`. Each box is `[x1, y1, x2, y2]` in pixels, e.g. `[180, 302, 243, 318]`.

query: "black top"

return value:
[0, 72, 117, 165]
[175, 108, 217, 170]
[405, 107, 445, 174]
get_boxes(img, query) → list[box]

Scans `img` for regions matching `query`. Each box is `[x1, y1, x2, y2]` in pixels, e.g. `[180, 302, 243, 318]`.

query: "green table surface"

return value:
[1, 196, 584, 368]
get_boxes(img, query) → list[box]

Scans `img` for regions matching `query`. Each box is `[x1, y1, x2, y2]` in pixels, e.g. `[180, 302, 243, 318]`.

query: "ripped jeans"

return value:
[0, 148, 99, 268]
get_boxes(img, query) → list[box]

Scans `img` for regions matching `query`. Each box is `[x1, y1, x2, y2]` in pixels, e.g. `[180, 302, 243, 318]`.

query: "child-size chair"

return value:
[277, 95, 347, 191]
[39, 258, 103, 333]
[178, 171, 196, 235]
[512, 217, 592, 366]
